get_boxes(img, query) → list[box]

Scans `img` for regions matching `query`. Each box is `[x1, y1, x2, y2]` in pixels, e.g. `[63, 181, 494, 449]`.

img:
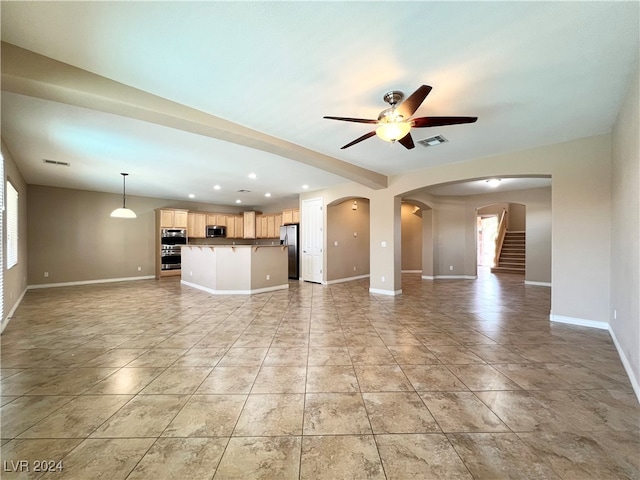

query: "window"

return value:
[7, 180, 18, 269]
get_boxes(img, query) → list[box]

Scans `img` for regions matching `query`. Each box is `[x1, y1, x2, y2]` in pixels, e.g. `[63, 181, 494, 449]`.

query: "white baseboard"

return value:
[549, 314, 609, 330]
[325, 274, 370, 285]
[525, 280, 552, 287]
[422, 275, 478, 280]
[434, 275, 478, 280]
[181, 280, 288, 295]
[608, 326, 640, 403]
[401, 270, 422, 273]
[1, 287, 27, 334]
[28, 275, 156, 290]
[550, 313, 639, 402]
[369, 288, 402, 296]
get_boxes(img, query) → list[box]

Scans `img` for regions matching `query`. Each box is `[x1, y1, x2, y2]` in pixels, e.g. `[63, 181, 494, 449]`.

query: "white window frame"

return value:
[6, 179, 18, 269]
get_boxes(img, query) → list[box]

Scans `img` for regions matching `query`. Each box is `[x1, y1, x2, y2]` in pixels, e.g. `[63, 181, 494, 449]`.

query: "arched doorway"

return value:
[476, 202, 526, 275]
[325, 197, 371, 284]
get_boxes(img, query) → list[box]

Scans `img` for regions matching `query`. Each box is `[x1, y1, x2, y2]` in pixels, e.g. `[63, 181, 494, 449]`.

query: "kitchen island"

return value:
[180, 245, 289, 294]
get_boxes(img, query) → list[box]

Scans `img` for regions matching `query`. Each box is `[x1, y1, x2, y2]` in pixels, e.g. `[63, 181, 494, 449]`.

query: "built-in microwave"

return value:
[206, 225, 227, 238]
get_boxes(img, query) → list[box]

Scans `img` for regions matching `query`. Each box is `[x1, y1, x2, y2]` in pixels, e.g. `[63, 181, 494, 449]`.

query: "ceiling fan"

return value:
[324, 85, 477, 149]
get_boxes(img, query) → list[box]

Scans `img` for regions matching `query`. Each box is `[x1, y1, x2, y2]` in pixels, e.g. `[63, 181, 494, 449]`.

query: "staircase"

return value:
[491, 231, 525, 274]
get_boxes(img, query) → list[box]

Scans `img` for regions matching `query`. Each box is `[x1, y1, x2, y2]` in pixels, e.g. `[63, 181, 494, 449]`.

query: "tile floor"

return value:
[1, 270, 638, 479]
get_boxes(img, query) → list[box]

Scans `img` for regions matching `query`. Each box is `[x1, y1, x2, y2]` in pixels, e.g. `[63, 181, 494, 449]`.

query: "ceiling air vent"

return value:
[417, 135, 448, 148]
[237, 189, 251, 193]
[43, 159, 70, 167]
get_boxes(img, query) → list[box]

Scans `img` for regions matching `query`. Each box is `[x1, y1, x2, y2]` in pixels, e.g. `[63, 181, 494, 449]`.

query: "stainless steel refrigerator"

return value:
[280, 224, 299, 279]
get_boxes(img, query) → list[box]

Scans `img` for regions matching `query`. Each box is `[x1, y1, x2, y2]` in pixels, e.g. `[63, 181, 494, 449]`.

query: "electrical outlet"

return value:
[381, 241, 387, 247]
[266, 274, 270, 280]
[449, 265, 454, 271]
[353, 266, 356, 271]
[334, 241, 338, 246]
[381, 276, 385, 282]
[137, 266, 142, 271]
[354, 232, 357, 237]
[44, 272, 49, 277]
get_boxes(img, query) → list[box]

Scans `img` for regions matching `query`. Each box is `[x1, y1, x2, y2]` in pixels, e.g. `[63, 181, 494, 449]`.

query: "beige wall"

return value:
[611, 66, 639, 391]
[2, 140, 28, 328]
[421, 208, 434, 277]
[27, 185, 243, 286]
[326, 198, 370, 281]
[401, 203, 422, 271]
[433, 198, 468, 276]
[509, 203, 526, 231]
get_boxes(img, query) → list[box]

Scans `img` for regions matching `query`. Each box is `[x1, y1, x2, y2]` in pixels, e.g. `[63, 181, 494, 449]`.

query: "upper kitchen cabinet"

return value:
[282, 208, 300, 225]
[206, 213, 226, 227]
[159, 209, 189, 228]
[234, 215, 244, 238]
[187, 212, 207, 238]
[266, 215, 276, 238]
[243, 211, 256, 239]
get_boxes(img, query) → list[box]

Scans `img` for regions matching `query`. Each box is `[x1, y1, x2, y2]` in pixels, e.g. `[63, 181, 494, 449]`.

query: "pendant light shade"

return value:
[110, 173, 137, 218]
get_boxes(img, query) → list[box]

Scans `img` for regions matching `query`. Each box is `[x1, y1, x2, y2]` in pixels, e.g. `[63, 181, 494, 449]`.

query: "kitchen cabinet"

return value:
[159, 209, 189, 228]
[155, 209, 189, 279]
[260, 216, 268, 238]
[266, 215, 276, 238]
[255, 215, 263, 238]
[243, 211, 256, 239]
[225, 215, 236, 238]
[187, 212, 206, 238]
[234, 215, 244, 238]
[255, 213, 285, 238]
[206, 214, 227, 227]
[282, 208, 300, 225]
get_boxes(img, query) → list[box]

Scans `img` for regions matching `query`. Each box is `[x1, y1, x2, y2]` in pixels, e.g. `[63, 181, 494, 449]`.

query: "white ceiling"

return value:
[1, 2, 638, 207]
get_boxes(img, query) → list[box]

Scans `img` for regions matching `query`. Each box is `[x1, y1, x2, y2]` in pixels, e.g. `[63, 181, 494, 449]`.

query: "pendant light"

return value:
[110, 172, 137, 218]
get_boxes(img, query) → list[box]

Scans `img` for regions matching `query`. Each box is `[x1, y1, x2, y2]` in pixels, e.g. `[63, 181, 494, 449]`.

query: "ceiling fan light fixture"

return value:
[110, 172, 137, 218]
[375, 121, 411, 142]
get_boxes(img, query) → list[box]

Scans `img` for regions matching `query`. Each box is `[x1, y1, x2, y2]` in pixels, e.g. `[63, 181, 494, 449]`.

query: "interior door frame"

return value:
[301, 197, 324, 283]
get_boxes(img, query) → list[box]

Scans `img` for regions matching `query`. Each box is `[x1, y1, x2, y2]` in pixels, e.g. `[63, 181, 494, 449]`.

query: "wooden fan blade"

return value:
[396, 85, 432, 119]
[341, 131, 376, 149]
[324, 116, 378, 124]
[397, 132, 415, 150]
[411, 116, 478, 127]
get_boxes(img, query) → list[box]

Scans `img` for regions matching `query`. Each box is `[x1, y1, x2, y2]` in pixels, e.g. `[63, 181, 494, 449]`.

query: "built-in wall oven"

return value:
[160, 228, 187, 270]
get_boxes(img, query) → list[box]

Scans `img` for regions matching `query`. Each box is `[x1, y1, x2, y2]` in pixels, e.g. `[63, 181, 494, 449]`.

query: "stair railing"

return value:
[493, 209, 508, 267]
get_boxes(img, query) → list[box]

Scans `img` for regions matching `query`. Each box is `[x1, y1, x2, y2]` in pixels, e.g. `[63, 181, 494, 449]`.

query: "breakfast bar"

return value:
[180, 245, 289, 294]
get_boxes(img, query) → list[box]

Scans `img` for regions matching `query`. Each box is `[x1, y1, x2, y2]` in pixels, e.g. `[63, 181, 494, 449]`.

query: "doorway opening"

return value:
[477, 215, 499, 267]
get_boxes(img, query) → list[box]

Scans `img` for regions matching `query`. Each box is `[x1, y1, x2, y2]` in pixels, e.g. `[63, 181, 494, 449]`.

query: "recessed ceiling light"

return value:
[486, 178, 501, 187]
[302, 184, 309, 190]
[265, 193, 271, 197]
[248, 173, 257, 179]
[235, 199, 242, 204]
[213, 185, 221, 190]
[188, 194, 195, 199]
